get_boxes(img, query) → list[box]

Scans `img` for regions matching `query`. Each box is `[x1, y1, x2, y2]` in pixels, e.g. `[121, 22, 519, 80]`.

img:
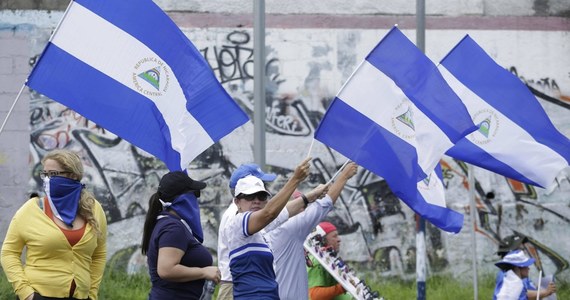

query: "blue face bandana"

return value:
[161, 192, 204, 243]
[43, 176, 84, 227]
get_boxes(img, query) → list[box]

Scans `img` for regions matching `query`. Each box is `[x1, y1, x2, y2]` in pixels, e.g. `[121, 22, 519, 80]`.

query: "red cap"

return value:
[317, 221, 337, 235]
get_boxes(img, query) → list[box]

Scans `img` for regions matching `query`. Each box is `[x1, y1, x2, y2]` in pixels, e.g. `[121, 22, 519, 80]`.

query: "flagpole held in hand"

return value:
[306, 138, 315, 159]
[536, 270, 542, 300]
[0, 84, 26, 136]
[327, 159, 351, 185]
[1, 0, 74, 137]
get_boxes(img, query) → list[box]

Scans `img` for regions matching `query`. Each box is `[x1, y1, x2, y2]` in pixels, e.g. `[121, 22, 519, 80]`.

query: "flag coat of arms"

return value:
[26, 0, 249, 171]
[315, 27, 477, 232]
[439, 35, 570, 188]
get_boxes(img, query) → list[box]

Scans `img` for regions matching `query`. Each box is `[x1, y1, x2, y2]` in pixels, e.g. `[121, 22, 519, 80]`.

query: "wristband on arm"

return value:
[302, 194, 310, 208]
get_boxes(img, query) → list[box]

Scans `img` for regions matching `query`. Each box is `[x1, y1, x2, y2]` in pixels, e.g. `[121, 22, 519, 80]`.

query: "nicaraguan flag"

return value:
[26, 0, 249, 171]
[418, 164, 447, 209]
[439, 35, 570, 188]
[315, 27, 476, 232]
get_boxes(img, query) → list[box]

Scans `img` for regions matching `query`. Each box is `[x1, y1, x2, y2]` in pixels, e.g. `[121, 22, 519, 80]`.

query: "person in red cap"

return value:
[268, 162, 358, 300]
[307, 221, 350, 300]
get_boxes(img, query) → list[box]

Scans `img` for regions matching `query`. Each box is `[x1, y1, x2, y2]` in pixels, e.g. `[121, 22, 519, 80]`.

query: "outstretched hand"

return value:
[292, 157, 312, 182]
[340, 162, 358, 180]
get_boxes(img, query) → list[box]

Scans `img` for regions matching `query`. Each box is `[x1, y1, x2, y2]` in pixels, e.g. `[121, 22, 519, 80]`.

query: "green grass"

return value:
[98, 269, 151, 300]
[369, 274, 570, 300]
[369, 274, 496, 299]
[0, 266, 151, 300]
[1, 266, 569, 299]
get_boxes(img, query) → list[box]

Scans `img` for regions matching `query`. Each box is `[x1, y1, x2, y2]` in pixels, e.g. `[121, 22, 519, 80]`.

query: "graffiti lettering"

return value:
[509, 66, 561, 92]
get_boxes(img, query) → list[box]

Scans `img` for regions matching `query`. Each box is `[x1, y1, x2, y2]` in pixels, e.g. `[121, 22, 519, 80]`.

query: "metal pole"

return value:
[468, 164, 479, 299]
[1, 1, 75, 137]
[0, 84, 26, 136]
[416, 217, 426, 300]
[415, 1, 426, 299]
[253, 0, 266, 168]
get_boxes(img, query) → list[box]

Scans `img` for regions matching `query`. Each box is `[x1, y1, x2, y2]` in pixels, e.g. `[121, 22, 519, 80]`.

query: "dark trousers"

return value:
[18, 293, 88, 300]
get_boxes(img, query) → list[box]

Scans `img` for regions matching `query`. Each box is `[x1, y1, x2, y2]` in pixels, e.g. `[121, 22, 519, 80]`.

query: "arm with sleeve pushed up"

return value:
[285, 183, 329, 218]
[283, 162, 358, 221]
[291, 162, 359, 238]
[327, 162, 357, 205]
[245, 157, 311, 235]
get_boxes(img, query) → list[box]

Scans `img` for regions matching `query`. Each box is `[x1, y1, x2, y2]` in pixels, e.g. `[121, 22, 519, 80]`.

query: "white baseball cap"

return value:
[234, 175, 271, 197]
[495, 250, 535, 269]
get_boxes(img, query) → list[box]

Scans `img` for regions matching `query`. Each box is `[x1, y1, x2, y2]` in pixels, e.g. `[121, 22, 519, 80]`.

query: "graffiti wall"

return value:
[5, 25, 570, 282]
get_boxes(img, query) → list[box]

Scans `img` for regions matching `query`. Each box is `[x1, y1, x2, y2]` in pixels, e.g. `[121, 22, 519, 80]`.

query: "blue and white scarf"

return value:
[43, 176, 84, 227]
[159, 192, 204, 243]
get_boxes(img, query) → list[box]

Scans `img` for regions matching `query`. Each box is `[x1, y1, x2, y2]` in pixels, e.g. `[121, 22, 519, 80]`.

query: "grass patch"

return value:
[98, 269, 151, 300]
[367, 275, 495, 299]
[0, 266, 151, 300]
[1, 265, 569, 299]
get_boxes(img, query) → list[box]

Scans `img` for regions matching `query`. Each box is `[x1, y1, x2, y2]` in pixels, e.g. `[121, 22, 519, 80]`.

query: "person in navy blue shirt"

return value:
[142, 171, 221, 300]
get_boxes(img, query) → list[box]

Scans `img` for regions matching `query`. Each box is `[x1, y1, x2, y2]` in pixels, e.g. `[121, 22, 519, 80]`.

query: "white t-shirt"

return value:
[265, 195, 334, 300]
[495, 269, 525, 300]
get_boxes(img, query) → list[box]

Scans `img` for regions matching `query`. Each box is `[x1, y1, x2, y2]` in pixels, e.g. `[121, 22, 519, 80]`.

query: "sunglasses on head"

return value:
[238, 192, 269, 201]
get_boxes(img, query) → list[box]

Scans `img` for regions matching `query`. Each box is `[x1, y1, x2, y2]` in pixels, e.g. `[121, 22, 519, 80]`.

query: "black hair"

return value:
[141, 189, 201, 254]
[141, 192, 164, 255]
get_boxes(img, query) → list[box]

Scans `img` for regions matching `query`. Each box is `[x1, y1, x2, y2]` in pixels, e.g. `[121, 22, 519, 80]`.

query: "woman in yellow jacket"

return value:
[1, 149, 107, 300]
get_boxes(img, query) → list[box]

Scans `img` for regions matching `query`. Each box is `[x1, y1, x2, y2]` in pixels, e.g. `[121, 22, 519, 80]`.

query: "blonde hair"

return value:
[42, 149, 101, 236]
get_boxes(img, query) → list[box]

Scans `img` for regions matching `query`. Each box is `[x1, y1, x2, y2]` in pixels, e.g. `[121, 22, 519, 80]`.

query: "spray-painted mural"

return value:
[21, 27, 570, 282]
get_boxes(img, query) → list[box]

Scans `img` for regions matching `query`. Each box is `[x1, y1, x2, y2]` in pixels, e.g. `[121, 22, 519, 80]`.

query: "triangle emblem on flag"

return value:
[138, 67, 161, 90]
[477, 116, 491, 138]
[396, 107, 415, 130]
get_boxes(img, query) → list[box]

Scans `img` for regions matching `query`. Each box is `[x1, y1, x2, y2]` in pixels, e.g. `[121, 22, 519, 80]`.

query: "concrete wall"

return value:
[1, 1, 569, 283]
[2, 0, 570, 16]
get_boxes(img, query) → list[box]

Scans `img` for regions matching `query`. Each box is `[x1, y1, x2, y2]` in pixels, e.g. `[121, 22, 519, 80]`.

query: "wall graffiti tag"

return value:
[22, 29, 570, 281]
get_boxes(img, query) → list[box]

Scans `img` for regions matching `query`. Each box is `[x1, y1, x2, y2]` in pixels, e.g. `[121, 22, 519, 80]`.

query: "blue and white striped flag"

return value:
[26, 0, 249, 171]
[439, 35, 570, 188]
[315, 27, 476, 232]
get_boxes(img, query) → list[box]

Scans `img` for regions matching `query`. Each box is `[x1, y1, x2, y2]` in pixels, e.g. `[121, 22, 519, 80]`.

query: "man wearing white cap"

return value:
[217, 162, 328, 299]
[221, 158, 315, 299]
[493, 250, 536, 300]
[495, 235, 557, 299]
[217, 163, 279, 299]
